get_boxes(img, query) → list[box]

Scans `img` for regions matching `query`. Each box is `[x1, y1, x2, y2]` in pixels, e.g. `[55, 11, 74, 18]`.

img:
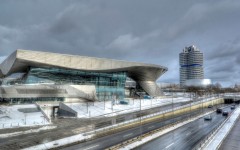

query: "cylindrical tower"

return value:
[179, 45, 204, 87]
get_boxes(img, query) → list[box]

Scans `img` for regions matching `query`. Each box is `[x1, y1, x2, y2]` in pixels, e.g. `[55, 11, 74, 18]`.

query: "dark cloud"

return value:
[0, 0, 240, 86]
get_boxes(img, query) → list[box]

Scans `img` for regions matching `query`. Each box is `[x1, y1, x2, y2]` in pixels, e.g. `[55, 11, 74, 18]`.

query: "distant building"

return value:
[179, 45, 204, 87]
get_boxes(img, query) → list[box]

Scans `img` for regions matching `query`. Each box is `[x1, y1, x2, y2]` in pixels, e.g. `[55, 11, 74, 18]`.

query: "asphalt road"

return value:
[136, 106, 233, 150]
[61, 104, 226, 150]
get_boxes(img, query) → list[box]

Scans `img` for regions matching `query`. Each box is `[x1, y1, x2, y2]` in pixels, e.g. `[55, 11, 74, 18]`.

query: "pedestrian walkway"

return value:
[218, 113, 240, 150]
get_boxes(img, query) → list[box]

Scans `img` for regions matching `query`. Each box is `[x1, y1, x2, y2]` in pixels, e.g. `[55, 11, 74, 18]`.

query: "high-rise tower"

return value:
[179, 45, 204, 87]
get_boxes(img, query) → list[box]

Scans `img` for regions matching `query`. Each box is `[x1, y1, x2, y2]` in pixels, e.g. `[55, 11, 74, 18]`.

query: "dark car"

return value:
[208, 105, 213, 108]
[216, 108, 222, 113]
[231, 105, 235, 109]
[222, 111, 229, 116]
[204, 115, 212, 121]
[119, 100, 129, 105]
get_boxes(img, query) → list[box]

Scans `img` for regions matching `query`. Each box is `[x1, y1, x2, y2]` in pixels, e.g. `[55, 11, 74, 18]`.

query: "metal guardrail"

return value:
[87, 97, 221, 136]
[1, 122, 23, 129]
[89, 96, 215, 119]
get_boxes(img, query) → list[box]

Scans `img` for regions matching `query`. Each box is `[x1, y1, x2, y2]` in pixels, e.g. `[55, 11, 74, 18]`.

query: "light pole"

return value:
[190, 91, 192, 120]
[140, 97, 142, 141]
[87, 102, 89, 114]
[171, 91, 175, 146]
[24, 113, 27, 125]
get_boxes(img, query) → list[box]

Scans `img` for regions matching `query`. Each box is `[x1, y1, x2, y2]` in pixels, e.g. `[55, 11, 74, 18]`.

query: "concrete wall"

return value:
[58, 102, 77, 117]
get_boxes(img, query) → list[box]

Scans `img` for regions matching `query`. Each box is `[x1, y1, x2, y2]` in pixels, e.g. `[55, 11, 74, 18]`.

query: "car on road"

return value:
[231, 105, 235, 109]
[222, 111, 229, 116]
[204, 115, 212, 121]
[208, 105, 213, 108]
[216, 108, 222, 113]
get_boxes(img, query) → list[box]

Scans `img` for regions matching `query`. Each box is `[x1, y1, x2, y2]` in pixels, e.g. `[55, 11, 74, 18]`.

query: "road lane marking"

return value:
[83, 145, 99, 150]
[123, 133, 133, 137]
[165, 143, 174, 149]
[186, 132, 191, 136]
[148, 126, 155, 129]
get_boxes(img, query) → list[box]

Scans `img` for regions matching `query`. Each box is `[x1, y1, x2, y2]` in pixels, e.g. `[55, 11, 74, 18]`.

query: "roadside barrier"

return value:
[88, 97, 223, 138]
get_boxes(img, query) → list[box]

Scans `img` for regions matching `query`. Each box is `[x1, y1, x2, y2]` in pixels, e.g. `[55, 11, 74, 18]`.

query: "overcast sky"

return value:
[0, 0, 240, 87]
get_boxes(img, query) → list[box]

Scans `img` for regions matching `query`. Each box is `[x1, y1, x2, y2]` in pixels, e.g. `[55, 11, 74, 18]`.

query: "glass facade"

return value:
[7, 97, 64, 104]
[24, 67, 127, 100]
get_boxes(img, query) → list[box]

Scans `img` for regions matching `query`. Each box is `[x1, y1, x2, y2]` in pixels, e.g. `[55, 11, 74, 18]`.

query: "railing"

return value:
[35, 102, 51, 123]
[1, 122, 24, 129]
[100, 96, 217, 118]
[86, 97, 221, 137]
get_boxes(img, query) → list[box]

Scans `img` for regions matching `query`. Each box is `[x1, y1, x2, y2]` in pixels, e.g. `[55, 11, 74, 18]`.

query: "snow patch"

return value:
[0, 126, 56, 138]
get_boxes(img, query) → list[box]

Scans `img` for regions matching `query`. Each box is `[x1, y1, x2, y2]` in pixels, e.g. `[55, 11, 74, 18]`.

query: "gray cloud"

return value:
[0, 0, 240, 86]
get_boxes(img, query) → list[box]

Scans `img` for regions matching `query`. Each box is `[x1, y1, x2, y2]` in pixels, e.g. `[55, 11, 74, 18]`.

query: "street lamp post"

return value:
[171, 91, 175, 147]
[140, 97, 142, 141]
[137, 95, 143, 141]
[190, 92, 192, 120]
[24, 113, 27, 125]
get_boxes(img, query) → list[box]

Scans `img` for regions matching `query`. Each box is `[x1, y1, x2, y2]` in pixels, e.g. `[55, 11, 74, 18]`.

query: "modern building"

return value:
[179, 45, 204, 87]
[0, 49, 167, 103]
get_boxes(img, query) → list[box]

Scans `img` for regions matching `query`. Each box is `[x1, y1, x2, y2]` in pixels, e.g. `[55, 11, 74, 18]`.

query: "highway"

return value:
[0, 101, 190, 150]
[61, 104, 227, 150]
[136, 106, 233, 150]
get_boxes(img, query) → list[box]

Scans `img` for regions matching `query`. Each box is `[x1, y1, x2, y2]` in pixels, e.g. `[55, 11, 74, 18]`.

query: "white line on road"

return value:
[186, 132, 191, 136]
[165, 143, 174, 149]
[123, 133, 133, 138]
[83, 144, 99, 150]
[148, 126, 155, 129]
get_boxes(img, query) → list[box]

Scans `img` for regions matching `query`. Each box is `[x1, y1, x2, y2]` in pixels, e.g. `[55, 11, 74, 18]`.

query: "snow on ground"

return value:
[0, 126, 56, 138]
[0, 104, 49, 129]
[66, 97, 191, 118]
[23, 132, 92, 150]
